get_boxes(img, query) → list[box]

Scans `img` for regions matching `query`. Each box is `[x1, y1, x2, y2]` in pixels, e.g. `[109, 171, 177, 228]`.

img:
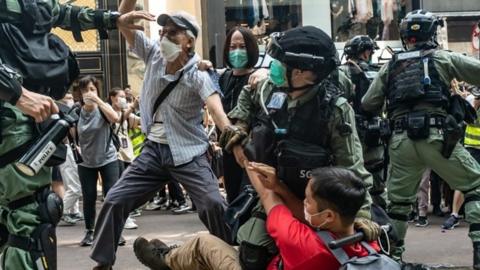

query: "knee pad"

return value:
[239, 241, 273, 270]
[36, 188, 63, 226]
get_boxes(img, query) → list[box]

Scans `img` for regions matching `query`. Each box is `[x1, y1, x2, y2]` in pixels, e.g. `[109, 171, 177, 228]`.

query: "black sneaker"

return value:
[415, 216, 429, 227]
[407, 211, 417, 223]
[171, 203, 191, 215]
[80, 230, 94, 247]
[442, 214, 460, 230]
[133, 237, 173, 270]
[118, 235, 126, 246]
[70, 212, 84, 221]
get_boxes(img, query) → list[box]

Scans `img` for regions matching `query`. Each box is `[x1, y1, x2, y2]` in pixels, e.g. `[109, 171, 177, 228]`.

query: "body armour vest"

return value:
[244, 80, 340, 198]
[386, 49, 450, 114]
[344, 60, 379, 116]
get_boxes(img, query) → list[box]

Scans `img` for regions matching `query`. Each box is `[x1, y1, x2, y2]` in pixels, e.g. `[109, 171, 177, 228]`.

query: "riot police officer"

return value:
[0, 2, 150, 269]
[340, 35, 388, 208]
[220, 26, 375, 270]
[362, 10, 480, 268]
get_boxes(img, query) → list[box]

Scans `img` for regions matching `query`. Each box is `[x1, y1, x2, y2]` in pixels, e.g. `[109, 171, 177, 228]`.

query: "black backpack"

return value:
[317, 230, 401, 270]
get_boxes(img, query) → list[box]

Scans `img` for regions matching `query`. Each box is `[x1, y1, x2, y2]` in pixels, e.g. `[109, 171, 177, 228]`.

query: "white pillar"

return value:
[301, 0, 332, 36]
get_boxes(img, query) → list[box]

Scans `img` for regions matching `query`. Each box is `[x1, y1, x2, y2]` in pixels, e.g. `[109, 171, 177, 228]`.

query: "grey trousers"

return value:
[417, 169, 431, 217]
[90, 141, 230, 265]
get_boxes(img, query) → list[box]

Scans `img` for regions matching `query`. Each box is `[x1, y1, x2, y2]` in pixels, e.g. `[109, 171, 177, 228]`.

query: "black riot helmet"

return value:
[399, 9, 443, 49]
[267, 26, 339, 85]
[343, 35, 379, 59]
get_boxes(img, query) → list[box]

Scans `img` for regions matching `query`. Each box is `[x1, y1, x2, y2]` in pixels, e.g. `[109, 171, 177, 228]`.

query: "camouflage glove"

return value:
[354, 217, 381, 242]
[219, 122, 249, 152]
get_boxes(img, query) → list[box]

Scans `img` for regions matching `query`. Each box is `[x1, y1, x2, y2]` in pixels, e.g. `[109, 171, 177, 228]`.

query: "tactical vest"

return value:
[245, 81, 340, 198]
[344, 60, 379, 115]
[386, 49, 450, 114]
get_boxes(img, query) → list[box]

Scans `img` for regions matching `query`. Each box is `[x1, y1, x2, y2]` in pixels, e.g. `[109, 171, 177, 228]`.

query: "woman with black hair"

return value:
[76, 75, 122, 246]
[219, 27, 259, 203]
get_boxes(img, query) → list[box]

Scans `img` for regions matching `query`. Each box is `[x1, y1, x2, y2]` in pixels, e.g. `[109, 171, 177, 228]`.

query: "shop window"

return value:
[330, 0, 408, 42]
[224, 0, 411, 42]
[225, 0, 302, 43]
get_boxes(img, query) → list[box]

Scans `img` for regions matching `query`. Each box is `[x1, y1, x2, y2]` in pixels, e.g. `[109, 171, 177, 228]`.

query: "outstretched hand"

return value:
[117, 11, 156, 31]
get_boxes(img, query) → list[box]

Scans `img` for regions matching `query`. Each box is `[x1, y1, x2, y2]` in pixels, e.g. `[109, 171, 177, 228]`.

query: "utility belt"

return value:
[6, 186, 62, 270]
[356, 115, 390, 147]
[392, 111, 445, 140]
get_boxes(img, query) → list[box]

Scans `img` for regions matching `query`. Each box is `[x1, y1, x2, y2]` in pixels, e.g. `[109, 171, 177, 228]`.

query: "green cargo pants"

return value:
[0, 103, 51, 269]
[363, 143, 387, 209]
[387, 129, 480, 260]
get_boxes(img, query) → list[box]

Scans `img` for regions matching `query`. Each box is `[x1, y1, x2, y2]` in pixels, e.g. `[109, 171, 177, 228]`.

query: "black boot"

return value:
[133, 237, 174, 270]
[474, 242, 480, 270]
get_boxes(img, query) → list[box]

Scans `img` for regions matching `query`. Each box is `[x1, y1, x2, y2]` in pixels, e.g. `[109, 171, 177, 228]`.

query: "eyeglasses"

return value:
[160, 27, 186, 38]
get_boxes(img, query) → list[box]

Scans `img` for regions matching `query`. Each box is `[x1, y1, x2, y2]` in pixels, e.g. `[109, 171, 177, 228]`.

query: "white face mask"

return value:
[118, 97, 128, 109]
[160, 37, 183, 62]
[304, 207, 328, 229]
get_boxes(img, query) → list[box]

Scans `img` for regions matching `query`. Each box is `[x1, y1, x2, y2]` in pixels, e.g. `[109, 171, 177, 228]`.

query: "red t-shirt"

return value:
[266, 205, 380, 270]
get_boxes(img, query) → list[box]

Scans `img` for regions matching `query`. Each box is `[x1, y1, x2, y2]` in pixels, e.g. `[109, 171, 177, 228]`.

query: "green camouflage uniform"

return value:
[340, 60, 387, 208]
[362, 49, 480, 259]
[228, 77, 373, 256]
[0, 1, 118, 268]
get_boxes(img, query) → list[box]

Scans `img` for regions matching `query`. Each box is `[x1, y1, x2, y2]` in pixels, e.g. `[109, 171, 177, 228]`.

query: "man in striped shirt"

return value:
[90, 3, 242, 269]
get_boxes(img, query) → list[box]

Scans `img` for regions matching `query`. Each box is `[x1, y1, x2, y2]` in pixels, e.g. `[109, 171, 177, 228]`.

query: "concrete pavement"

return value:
[56, 205, 472, 270]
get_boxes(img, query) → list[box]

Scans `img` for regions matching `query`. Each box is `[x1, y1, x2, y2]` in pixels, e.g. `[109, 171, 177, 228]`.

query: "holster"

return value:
[441, 115, 463, 159]
[239, 241, 273, 270]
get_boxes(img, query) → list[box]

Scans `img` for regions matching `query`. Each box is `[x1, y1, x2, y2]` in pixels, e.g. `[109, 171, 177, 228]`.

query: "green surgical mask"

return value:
[229, 49, 248, 69]
[269, 59, 287, 87]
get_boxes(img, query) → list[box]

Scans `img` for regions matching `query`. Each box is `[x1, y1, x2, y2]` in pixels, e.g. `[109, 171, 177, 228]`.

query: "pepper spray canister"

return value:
[16, 115, 70, 176]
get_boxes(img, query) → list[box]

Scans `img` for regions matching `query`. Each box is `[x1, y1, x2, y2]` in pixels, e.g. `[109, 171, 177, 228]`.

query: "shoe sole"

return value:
[124, 226, 138, 230]
[415, 223, 429, 227]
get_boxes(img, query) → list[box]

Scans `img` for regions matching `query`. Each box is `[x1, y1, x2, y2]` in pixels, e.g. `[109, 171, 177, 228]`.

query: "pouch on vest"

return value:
[407, 112, 429, 140]
[244, 121, 276, 163]
[364, 117, 383, 147]
[224, 185, 258, 243]
[275, 139, 331, 198]
[0, 23, 79, 100]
